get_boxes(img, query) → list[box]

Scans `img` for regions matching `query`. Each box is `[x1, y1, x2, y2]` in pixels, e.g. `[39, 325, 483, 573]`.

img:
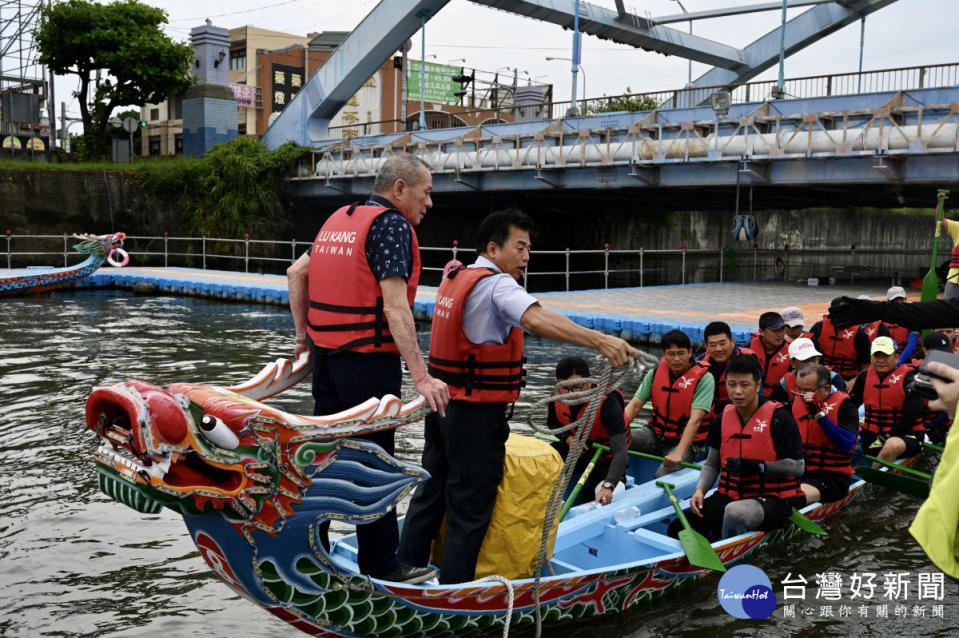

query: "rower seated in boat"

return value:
[667, 355, 806, 542]
[626, 329, 714, 477]
[848, 336, 924, 467]
[790, 362, 858, 504]
[548, 356, 629, 506]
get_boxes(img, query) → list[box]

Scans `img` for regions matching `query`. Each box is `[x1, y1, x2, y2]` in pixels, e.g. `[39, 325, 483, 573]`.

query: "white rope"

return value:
[525, 354, 652, 637]
[475, 575, 515, 637]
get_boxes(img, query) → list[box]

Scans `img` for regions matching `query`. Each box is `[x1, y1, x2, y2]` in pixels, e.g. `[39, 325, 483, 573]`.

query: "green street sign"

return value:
[407, 60, 463, 104]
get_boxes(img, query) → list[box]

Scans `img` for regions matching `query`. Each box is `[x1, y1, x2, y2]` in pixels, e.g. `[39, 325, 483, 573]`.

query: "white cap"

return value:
[781, 306, 804, 327]
[788, 337, 822, 361]
[887, 286, 906, 301]
[857, 294, 873, 300]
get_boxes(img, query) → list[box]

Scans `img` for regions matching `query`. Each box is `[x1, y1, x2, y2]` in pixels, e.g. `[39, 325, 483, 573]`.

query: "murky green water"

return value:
[0, 290, 954, 637]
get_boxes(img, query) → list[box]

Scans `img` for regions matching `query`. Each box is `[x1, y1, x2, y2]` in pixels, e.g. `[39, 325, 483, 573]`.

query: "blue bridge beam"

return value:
[261, 0, 452, 149]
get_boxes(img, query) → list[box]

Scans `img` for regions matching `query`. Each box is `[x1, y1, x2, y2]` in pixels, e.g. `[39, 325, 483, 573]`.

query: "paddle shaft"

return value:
[559, 447, 603, 521]
[863, 454, 931, 479]
[593, 443, 702, 471]
[922, 189, 950, 303]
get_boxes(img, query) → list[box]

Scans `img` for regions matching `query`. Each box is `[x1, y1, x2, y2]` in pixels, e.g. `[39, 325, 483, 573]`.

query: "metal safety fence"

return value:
[3, 232, 932, 293]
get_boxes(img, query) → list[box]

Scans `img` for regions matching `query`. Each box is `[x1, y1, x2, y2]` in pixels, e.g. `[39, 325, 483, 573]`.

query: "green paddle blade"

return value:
[862, 454, 931, 479]
[922, 189, 950, 302]
[789, 508, 827, 535]
[855, 465, 930, 498]
[656, 481, 726, 572]
[678, 527, 728, 572]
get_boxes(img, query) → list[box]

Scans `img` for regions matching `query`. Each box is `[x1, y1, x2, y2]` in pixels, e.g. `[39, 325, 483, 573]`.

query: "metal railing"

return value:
[3, 232, 932, 293]
[325, 61, 959, 141]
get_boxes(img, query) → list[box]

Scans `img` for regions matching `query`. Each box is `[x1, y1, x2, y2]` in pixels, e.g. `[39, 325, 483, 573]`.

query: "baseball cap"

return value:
[887, 286, 906, 301]
[923, 331, 952, 353]
[870, 336, 897, 356]
[781, 306, 804, 327]
[788, 337, 822, 361]
[759, 312, 785, 330]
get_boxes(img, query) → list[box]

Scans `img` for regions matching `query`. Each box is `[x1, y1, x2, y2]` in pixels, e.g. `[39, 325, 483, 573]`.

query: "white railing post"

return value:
[604, 243, 610, 289]
[164, 232, 169, 267]
[245, 234, 250, 273]
[203, 236, 207, 270]
[63, 234, 68, 267]
[5, 230, 10, 268]
[565, 247, 570, 292]
[681, 243, 687, 285]
[640, 248, 644, 287]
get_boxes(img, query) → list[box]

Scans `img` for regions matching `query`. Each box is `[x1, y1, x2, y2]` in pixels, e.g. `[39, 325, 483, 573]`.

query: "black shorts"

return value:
[802, 470, 850, 503]
[666, 491, 806, 541]
[859, 432, 922, 458]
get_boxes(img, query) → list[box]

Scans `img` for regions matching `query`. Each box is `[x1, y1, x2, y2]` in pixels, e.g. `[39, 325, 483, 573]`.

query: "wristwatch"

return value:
[601, 480, 615, 490]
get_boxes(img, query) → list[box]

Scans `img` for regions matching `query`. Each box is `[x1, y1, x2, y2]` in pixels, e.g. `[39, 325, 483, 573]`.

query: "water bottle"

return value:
[614, 506, 641, 523]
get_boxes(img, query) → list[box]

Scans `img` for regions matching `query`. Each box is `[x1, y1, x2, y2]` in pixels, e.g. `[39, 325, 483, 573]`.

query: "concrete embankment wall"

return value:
[2, 168, 945, 288]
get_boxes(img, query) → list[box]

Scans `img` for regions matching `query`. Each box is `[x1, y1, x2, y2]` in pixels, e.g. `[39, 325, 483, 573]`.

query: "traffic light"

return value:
[139, 120, 147, 128]
[452, 68, 473, 100]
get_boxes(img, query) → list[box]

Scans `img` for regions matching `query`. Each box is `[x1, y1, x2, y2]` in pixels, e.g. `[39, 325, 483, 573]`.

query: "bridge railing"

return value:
[325, 61, 959, 141]
[3, 232, 930, 293]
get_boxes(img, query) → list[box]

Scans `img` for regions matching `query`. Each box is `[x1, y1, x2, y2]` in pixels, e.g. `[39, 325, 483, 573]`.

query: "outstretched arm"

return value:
[520, 304, 637, 366]
[287, 252, 311, 358]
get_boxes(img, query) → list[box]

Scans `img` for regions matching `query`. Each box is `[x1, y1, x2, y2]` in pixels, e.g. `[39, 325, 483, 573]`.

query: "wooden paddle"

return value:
[854, 464, 930, 498]
[559, 447, 603, 521]
[602, 445, 826, 535]
[921, 189, 950, 303]
[656, 481, 727, 572]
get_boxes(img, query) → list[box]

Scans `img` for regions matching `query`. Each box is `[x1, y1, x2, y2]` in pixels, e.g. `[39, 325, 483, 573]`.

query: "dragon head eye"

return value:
[198, 414, 240, 450]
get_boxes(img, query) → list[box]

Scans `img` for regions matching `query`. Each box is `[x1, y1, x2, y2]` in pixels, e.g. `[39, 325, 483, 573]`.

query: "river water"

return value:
[0, 290, 954, 637]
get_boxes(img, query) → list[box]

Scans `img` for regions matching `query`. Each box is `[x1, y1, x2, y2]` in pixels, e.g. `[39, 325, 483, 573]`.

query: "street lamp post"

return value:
[545, 57, 585, 115]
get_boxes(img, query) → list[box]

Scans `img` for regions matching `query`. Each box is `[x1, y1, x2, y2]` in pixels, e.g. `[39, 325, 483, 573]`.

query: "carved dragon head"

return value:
[72, 232, 125, 258]
[85, 354, 429, 541]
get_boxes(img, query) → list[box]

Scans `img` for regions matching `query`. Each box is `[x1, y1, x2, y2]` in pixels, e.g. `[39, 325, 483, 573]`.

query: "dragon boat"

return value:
[84, 354, 913, 637]
[0, 232, 126, 296]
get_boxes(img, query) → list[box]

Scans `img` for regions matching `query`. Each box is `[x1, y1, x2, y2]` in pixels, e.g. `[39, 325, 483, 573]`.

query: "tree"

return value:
[583, 87, 659, 115]
[35, 0, 193, 160]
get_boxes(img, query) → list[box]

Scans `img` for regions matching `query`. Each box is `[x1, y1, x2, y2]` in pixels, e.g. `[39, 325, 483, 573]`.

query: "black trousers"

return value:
[399, 400, 510, 584]
[311, 344, 402, 578]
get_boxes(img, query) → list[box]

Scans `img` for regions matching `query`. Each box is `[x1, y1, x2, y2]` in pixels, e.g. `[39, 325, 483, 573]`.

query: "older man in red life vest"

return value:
[549, 356, 630, 505]
[286, 152, 449, 584]
[667, 355, 806, 541]
[750, 311, 792, 397]
[791, 362, 858, 505]
[626, 329, 714, 477]
[848, 336, 924, 467]
[399, 208, 636, 584]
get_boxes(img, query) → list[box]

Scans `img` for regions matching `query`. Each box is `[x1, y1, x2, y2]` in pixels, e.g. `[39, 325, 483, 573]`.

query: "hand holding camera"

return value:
[906, 350, 959, 412]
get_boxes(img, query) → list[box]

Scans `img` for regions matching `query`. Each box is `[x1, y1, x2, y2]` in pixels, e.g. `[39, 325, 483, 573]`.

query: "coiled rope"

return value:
[524, 351, 657, 637]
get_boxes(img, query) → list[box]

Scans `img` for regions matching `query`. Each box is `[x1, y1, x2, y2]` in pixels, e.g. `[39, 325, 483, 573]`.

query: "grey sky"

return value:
[57, 0, 959, 123]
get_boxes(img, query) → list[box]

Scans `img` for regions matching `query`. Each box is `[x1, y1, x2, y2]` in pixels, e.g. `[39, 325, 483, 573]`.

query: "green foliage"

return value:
[583, 88, 658, 115]
[35, 0, 194, 160]
[135, 137, 310, 240]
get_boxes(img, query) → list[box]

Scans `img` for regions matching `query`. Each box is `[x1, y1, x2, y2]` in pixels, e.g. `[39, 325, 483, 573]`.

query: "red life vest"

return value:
[953, 337, 959, 355]
[950, 242, 959, 269]
[861, 363, 922, 436]
[883, 322, 911, 353]
[306, 204, 420, 354]
[790, 391, 855, 476]
[749, 333, 792, 397]
[818, 318, 861, 378]
[910, 358, 952, 431]
[717, 401, 804, 501]
[700, 346, 758, 419]
[428, 267, 525, 403]
[552, 389, 629, 459]
[863, 320, 882, 342]
[647, 359, 711, 444]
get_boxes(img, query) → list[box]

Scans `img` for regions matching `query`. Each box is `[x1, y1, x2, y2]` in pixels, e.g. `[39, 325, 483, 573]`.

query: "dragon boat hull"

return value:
[83, 356, 917, 637]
